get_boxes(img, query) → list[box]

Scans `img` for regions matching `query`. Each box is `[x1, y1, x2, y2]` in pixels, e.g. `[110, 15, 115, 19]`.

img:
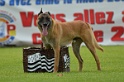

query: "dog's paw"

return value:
[57, 73, 63, 77]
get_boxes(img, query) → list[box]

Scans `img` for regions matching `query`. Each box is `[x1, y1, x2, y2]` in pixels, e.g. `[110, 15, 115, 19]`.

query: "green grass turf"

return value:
[0, 46, 124, 82]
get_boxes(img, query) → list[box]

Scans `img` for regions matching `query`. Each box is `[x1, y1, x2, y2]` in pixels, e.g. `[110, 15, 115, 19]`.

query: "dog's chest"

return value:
[42, 36, 54, 44]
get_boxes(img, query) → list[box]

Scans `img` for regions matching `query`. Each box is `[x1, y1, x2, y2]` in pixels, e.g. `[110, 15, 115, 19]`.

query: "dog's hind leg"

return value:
[72, 38, 83, 71]
[82, 35, 101, 70]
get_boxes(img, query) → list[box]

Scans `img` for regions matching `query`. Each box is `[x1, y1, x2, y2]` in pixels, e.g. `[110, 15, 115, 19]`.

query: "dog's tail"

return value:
[86, 23, 104, 52]
[93, 36, 104, 52]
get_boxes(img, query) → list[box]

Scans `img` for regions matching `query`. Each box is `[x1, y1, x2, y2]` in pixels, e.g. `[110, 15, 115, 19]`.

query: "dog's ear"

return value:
[38, 8, 43, 16]
[48, 12, 51, 16]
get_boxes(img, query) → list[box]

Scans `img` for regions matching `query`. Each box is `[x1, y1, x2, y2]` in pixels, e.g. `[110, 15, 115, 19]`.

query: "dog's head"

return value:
[37, 8, 52, 36]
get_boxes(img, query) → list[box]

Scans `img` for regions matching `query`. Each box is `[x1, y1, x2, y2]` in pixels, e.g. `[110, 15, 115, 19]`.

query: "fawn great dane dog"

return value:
[37, 9, 103, 72]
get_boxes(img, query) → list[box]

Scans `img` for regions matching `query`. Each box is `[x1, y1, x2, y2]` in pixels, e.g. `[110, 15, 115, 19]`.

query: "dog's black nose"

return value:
[43, 23, 47, 27]
[43, 22, 50, 27]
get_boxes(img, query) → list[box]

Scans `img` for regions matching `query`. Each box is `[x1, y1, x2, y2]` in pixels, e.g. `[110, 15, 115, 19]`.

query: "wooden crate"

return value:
[23, 47, 70, 73]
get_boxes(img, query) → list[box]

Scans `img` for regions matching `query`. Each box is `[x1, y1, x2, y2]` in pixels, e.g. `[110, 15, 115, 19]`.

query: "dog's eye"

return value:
[38, 17, 44, 22]
[41, 17, 44, 20]
[46, 17, 50, 21]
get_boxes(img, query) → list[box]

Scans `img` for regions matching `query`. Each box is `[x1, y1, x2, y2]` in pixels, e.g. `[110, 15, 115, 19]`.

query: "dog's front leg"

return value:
[53, 45, 60, 73]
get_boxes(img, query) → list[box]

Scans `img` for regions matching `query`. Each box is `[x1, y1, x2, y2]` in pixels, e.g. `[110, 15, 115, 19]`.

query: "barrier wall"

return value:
[0, 0, 124, 46]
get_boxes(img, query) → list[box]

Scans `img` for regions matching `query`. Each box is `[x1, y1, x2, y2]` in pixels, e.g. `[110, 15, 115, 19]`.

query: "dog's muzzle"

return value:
[42, 22, 50, 27]
[41, 22, 50, 36]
